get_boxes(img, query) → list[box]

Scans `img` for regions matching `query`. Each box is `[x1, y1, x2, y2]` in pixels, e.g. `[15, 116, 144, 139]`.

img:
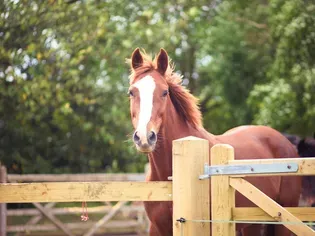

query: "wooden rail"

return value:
[0, 181, 172, 203]
[8, 173, 145, 182]
[228, 157, 315, 176]
[7, 205, 144, 216]
[0, 170, 150, 236]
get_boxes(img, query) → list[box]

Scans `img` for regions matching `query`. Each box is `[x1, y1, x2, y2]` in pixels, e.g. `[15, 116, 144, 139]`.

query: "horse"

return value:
[283, 133, 315, 207]
[282, 132, 315, 158]
[297, 133, 315, 158]
[127, 48, 302, 236]
[282, 133, 302, 147]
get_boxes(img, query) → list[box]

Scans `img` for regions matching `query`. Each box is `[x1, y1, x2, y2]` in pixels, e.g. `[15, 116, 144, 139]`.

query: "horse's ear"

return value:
[131, 48, 143, 70]
[157, 48, 168, 75]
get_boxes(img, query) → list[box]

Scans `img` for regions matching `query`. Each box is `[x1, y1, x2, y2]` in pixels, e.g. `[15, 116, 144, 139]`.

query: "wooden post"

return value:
[211, 144, 235, 236]
[0, 165, 7, 236]
[173, 136, 210, 236]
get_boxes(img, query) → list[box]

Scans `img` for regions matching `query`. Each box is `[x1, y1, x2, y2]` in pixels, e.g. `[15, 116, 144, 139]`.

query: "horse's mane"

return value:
[128, 51, 202, 128]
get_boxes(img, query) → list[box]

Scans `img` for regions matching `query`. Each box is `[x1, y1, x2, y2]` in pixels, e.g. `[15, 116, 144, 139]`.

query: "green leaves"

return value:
[251, 0, 315, 135]
[248, 79, 298, 130]
[1, 0, 314, 174]
[0, 0, 146, 174]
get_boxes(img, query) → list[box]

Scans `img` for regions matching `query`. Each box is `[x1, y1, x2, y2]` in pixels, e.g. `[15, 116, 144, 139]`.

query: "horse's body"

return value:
[127, 48, 302, 236]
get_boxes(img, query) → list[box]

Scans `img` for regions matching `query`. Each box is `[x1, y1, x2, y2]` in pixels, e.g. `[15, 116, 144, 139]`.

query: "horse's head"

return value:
[128, 48, 170, 153]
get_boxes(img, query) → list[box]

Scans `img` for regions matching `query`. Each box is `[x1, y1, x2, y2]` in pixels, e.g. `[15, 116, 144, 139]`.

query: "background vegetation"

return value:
[1, 0, 314, 174]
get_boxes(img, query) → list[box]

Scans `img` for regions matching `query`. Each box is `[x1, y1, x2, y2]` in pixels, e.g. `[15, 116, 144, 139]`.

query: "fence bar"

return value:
[8, 173, 145, 182]
[172, 136, 210, 236]
[228, 158, 315, 176]
[211, 144, 236, 236]
[0, 182, 172, 203]
[230, 177, 315, 235]
[0, 165, 7, 236]
[233, 207, 315, 221]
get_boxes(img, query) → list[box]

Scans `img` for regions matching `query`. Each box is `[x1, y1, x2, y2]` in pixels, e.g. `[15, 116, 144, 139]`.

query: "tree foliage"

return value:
[0, 0, 314, 174]
[249, 0, 315, 134]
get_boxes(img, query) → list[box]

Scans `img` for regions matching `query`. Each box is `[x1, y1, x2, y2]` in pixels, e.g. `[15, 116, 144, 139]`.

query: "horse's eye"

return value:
[128, 90, 134, 97]
[162, 90, 168, 97]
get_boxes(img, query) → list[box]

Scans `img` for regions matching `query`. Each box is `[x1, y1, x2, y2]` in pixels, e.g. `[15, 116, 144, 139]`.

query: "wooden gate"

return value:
[171, 138, 315, 236]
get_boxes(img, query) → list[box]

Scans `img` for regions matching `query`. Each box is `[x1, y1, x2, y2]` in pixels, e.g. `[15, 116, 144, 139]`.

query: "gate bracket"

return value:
[199, 162, 298, 180]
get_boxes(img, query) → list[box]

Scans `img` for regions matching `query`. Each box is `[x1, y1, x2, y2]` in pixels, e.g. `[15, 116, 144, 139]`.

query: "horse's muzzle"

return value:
[133, 131, 157, 152]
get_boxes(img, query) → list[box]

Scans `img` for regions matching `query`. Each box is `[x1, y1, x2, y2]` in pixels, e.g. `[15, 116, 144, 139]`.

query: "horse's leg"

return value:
[149, 223, 161, 236]
[148, 220, 172, 236]
[241, 224, 265, 236]
[274, 225, 295, 236]
[265, 224, 295, 236]
[276, 176, 301, 236]
[144, 202, 172, 236]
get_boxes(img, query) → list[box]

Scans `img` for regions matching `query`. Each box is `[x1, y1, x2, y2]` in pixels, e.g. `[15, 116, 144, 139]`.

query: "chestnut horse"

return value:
[127, 48, 302, 236]
[283, 133, 315, 207]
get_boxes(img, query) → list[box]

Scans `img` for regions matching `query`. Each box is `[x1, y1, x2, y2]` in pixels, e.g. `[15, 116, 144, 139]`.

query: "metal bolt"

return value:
[176, 217, 186, 223]
[278, 212, 282, 217]
[251, 168, 254, 172]
[287, 165, 291, 169]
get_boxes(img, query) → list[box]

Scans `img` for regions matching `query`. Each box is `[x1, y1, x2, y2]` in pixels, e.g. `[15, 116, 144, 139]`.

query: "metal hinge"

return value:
[199, 162, 298, 180]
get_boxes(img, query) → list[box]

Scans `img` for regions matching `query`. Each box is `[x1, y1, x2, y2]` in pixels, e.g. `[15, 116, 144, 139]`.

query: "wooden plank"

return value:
[33, 202, 74, 236]
[7, 220, 141, 232]
[173, 137, 210, 236]
[27, 202, 56, 225]
[7, 205, 145, 216]
[83, 201, 127, 236]
[230, 177, 315, 235]
[0, 165, 7, 236]
[228, 158, 315, 176]
[211, 144, 235, 236]
[8, 173, 145, 182]
[0, 181, 172, 203]
[233, 207, 315, 221]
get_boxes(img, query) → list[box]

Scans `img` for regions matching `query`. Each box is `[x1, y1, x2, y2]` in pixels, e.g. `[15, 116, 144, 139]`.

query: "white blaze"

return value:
[134, 75, 156, 141]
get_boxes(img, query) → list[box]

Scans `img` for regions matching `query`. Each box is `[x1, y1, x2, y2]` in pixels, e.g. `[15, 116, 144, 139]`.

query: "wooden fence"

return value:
[1, 136, 315, 236]
[0, 168, 149, 236]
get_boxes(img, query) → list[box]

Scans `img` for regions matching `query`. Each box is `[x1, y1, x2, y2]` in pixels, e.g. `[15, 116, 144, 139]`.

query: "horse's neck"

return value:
[147, 101, 210, 181]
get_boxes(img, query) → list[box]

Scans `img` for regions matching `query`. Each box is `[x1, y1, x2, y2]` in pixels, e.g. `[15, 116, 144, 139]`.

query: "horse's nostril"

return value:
[148, 131, 157, 145]
[133, 131, 140, 144]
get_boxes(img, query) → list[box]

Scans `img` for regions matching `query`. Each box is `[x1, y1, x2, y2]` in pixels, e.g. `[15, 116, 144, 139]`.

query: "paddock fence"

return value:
[1, 136, 315, 236]
[0, 168, 150, 236]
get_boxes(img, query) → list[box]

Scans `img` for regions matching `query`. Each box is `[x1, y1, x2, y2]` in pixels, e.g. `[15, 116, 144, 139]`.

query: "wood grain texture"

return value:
[228, 158, 315, 176]
[233, 207, 315, 221]
[0, 181, 172, 203]
[8, 173, 145, 182]
[211, 144, 236, 236]
[172, 136, 210, 236]
[230, 177, 315, 235]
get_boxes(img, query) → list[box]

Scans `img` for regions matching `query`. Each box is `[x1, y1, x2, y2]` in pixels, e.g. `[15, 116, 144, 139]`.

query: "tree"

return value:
[1, 0, 314, 174]
[248, 0, 315, 135]
[0, 0, 145, 173]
